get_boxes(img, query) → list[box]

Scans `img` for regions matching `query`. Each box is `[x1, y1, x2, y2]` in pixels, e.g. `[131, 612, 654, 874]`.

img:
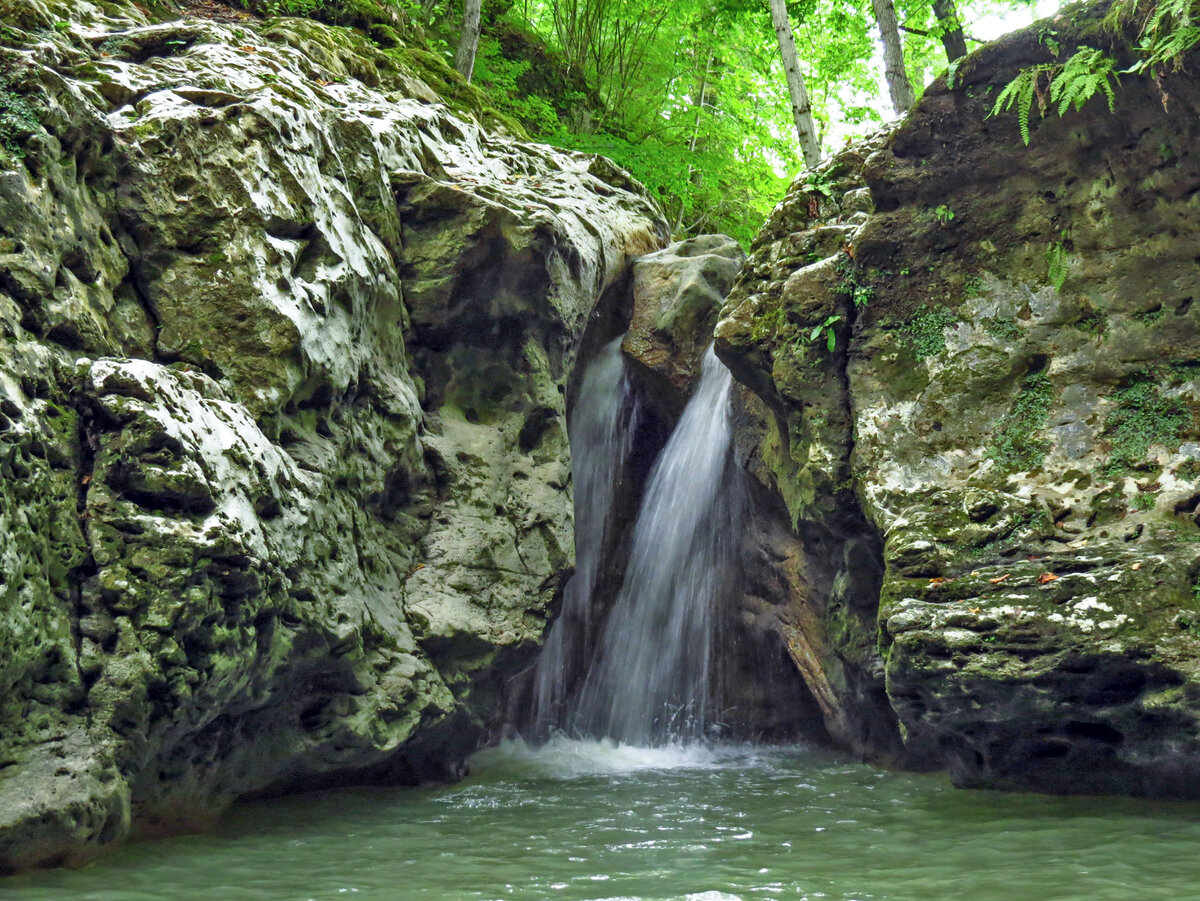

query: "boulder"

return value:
[0, 0, 664, 871]
[717, 5, 1200, 794]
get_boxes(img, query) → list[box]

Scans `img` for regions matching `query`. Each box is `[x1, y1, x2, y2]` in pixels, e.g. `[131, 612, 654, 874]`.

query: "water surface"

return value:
[9, 739, 1200, 900]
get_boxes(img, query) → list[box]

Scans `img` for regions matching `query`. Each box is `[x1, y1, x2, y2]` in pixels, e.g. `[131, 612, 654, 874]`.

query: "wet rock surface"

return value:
[621, 234, 745, 417]
[0, 0, 663, 871]
[716, 6, 1200, 794]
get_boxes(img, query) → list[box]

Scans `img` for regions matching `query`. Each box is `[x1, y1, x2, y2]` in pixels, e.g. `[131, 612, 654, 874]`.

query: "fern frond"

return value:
[989, 65, 1052, 145]
[1049, 47, 1120, 116]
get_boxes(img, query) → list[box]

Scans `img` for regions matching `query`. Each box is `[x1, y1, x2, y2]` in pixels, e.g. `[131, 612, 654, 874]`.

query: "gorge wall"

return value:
[0, 0, 663, 872]
[5, 0, 1200, 877]
[715, 2, 1200, 795]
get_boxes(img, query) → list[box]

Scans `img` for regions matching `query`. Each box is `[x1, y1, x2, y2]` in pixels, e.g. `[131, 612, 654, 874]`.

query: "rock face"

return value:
[0, 0, 663, 871]
[716, 5, 1200, 795]
[509, 232, 823, 742]
[621, 234, 745, 408]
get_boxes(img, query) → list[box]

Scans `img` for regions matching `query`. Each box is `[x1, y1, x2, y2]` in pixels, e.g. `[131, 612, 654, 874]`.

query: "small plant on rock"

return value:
[901, 305, 957, 361]
[809, 314, 842, 352]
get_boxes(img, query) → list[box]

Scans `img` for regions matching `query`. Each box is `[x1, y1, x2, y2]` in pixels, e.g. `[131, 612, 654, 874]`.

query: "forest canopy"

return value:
[240, 0, 1054, 242]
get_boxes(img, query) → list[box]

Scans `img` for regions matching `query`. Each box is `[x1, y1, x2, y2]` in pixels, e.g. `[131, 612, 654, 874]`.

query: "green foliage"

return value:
[809, 314, 843, 352]
[1113, 0, 1200, 75]
[900, 304, 957, 361]
[0, 74, 38, 162]
[1102, 380, 1191, 477]
[1046, 240, 1069, 290]
[990, 47, 1117, 146]
[991, 371, 1053, 472]
[549, 127, 784, 245]
[472, 35, 560, 133]
[989, 61, 1055, 144]
[983, 317, 1022, 341]
[1132, 490, 1158, 510]
[989, 42, 1117, 146]
[933, 204, 955, 223]
[1071, 300, 1108, 336]
[1049, 46, 1118, 116]
[805, 169, 835, 198]
[835, 254, 873, 308]
[993, 0, 1198, 145]
[1176, 459, 1200, 482]
[1133, 305, 1165, 325]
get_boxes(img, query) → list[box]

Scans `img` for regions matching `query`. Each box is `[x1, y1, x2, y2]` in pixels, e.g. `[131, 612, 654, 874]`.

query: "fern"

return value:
[989, 64, 1052, 145]
[1046, 241, 1069, 290]
[1049, 47, 1119, 115]
[992, 0, 1200, 144]
[1119, 0, 1200, 74]
[990, 46, 1118, 143]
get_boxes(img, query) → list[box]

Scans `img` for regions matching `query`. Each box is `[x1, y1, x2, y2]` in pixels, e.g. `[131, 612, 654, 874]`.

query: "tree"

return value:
[931, 0, 968, 61]
[455, 0, 483, 81]
[871, 0, 914, 113]
[768, 0, 822, 167]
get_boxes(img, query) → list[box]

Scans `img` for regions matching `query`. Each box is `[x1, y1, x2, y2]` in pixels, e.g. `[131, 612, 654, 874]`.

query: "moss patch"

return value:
[990, 371, 1053, 472]
[1102, 380, 1191, 477]
[900, 305, 957, 362]
[0, 73, 39, 162]
[237, 0, 422, 45]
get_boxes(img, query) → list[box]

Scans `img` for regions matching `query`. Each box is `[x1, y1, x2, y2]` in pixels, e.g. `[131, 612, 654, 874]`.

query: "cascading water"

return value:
[567, 344, 743, 745]
[527, 336, 640, 735]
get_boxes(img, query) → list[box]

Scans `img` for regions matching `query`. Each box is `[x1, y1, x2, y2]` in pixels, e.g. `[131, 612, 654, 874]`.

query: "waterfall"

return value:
[572, 345, 743, 745]
[528, 336, 640, 735]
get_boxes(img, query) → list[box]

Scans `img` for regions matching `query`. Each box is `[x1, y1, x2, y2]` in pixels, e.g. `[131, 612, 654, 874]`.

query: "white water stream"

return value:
[552, 343, 743, 744]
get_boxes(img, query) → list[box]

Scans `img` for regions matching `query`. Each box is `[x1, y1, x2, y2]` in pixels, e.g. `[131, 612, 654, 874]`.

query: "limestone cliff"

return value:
[716, 2, 1200, 795]
[0, 0, 663, 871]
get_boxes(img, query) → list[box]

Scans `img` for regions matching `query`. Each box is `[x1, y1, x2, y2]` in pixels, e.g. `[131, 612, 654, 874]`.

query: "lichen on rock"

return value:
[0, 0, 664, 872]
[715, 6, 1200, 795]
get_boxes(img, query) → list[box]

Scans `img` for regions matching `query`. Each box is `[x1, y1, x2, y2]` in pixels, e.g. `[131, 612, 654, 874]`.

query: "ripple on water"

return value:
[6, 740, 1200, 901]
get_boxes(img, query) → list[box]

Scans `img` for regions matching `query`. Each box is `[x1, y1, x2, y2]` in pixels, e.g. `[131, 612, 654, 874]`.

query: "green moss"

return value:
[900, 304, 957, 361]
[748, 296, 790, 346]
[0, 73, 39, 162]
[1102, 380, 1191, 478]
[1133, 305, 1165, 325]
[1132, 490, 1157, 510]
[983, 317, 1022, 341]
[240, 0, 423, 44]
[990, 371, 1053, 472]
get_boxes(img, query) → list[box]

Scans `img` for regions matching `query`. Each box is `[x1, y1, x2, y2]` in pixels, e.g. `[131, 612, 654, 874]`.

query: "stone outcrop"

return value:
[0, 0, 663, 871]
[716, 3, 1200, 795]
[621, 234, 745, 410]
[543, 233, 824, 741]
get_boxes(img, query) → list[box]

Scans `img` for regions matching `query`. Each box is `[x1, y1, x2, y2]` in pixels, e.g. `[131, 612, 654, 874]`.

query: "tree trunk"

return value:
[767, 0, 821, 168]
[675, 38, 717, 234]
[931, 0, 968, 62]
[455, 0, 483, 82]
[871, 0, 914, 114]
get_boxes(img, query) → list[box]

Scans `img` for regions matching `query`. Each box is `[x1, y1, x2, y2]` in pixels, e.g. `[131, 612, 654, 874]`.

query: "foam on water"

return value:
[469, 735, 727, 779]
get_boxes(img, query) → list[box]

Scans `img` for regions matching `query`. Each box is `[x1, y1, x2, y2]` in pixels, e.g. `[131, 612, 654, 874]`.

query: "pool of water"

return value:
[8, 738, 1200, 900]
